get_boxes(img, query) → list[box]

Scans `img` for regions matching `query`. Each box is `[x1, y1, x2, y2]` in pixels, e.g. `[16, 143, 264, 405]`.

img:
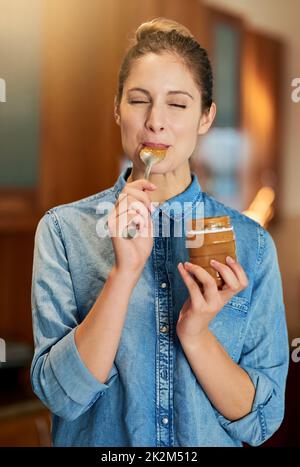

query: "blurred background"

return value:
[0, 0, 299, 447]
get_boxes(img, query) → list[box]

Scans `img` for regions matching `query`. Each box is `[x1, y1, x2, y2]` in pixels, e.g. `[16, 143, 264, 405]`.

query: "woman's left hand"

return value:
[176, 256, 249, 343]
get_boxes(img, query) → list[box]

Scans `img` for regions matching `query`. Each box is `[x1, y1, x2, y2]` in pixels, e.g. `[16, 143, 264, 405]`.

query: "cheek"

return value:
[172, 116, 199, 140]
[170, 118, 199, 157]
[121, 116, 140, 141]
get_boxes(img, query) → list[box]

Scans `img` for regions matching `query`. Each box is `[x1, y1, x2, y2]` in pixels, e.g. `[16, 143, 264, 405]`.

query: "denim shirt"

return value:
[30, 166, 289, 447]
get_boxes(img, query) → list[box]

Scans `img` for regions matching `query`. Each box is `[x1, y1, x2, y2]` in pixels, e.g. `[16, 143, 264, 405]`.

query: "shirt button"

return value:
[160, 325, 169, 334]
[162, 417, 169, 425]
[161, 282, 167, 288]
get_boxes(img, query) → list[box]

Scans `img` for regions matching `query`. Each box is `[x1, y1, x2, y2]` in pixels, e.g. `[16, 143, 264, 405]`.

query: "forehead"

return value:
[124, 52, 199, 96]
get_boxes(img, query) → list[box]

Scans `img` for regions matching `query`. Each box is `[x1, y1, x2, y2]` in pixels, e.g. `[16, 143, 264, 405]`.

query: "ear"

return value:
[197, 102, 217, 135]
[114, 96, 121, 126]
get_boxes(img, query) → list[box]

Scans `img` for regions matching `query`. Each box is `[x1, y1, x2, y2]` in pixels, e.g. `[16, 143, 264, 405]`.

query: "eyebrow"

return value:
[127, 87, 194, 100]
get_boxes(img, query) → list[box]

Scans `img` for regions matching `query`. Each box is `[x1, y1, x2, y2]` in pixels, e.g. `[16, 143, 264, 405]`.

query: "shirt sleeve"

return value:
[30, 211, 118, 422]
[215, 226, 290, 446]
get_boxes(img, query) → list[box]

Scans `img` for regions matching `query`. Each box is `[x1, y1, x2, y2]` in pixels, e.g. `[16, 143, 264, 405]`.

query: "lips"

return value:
[142, 142, 170, 149]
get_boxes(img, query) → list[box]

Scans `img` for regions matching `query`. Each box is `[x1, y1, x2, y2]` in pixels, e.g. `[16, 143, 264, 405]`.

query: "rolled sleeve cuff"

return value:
[215, 366, 275, 445]
[49, 328, 118, 406]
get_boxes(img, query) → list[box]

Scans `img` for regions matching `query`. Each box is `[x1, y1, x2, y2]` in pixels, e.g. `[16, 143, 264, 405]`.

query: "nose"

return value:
[145, 105, 165, 132]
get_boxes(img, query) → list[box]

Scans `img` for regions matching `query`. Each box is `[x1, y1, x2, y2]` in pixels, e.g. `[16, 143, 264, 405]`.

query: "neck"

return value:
[126, 162, 192, 204]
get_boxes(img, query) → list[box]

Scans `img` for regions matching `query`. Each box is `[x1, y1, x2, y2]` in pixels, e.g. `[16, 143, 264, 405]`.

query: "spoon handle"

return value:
[122, 160, 154, 239]
[144, 160, 154, 180]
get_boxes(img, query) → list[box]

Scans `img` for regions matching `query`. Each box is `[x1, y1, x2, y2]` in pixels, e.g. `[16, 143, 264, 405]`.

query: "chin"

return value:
[149, 164, 169, 174]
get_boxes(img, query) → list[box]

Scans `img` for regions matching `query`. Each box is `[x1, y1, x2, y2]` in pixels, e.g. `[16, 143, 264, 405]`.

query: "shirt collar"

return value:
[113, 165, 203, 221]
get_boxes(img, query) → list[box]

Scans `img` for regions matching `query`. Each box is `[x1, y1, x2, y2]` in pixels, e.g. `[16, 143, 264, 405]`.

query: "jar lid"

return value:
[190, 215, 231, 232]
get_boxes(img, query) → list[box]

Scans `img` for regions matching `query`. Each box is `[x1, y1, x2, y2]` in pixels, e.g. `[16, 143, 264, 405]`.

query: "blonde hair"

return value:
[135, 17, 194, 43]
[116, 17, 213, 113]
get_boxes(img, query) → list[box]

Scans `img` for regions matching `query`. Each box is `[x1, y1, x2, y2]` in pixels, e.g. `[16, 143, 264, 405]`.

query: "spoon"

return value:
[139, 146, 167, 180]
[122, 146, 167, 239]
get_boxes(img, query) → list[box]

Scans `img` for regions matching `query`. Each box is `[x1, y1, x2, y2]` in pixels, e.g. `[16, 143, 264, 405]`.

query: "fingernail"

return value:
[185, 261, 192, 267]
[226, 256, 235, 264]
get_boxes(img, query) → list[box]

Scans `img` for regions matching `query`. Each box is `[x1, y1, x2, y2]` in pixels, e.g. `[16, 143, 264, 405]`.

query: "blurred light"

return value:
[0, 78, 6, 102]
[243, 186, 275, 227]
[192, 127, 250, 210]
[246, 70, 275, 160]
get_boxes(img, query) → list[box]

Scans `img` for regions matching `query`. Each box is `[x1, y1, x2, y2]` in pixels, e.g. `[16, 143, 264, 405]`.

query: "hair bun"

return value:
[135, 17, 194, 43]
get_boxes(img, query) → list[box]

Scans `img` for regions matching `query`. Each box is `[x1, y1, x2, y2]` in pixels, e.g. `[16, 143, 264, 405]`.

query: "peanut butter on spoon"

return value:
[139, 146, 167, 180]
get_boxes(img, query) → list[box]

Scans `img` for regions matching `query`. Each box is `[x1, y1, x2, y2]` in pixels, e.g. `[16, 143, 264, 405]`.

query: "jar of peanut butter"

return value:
[186, 215, 237, 289]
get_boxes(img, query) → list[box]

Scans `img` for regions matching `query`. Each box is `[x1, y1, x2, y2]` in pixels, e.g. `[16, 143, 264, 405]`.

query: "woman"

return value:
[31, 18, 289, 447]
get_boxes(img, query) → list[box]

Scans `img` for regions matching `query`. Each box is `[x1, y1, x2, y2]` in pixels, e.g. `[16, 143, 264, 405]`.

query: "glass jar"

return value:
[186, 215, 237, 289]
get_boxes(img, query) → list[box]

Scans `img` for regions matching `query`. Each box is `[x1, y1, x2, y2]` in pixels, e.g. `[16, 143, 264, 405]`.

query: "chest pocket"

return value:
[208, 295, 250, 362]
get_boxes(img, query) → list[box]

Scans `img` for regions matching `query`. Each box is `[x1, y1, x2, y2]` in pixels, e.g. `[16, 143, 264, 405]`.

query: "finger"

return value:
[137, 211, 154, 239]
[225, 256, 249, 288]
[116, 198, 151, 221]
[210, 258, 242, 293]
[177, 262, 206, 307]
[119, 188, 154, 214]
[121, 211, 146, 232]
[124, 187, 155, 214]
[127, 178, 157, 192]
[109, 209, 145, 237]
[183, 262, 218, 302]
[127, 210, 146, 230]
[127, 200, 153, 239]
[123, 178, 157, 211]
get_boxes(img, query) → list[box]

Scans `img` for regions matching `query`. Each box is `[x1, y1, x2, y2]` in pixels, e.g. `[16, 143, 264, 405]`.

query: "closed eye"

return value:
[170, 104, 186, 108]
[129, 100, 186, 108]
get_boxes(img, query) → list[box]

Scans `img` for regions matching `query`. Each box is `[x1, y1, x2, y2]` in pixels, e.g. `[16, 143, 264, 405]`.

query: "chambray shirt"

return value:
[30, 166, 289, 447]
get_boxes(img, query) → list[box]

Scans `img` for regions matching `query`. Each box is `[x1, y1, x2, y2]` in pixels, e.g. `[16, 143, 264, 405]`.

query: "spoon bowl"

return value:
[139, 146, 167, 180]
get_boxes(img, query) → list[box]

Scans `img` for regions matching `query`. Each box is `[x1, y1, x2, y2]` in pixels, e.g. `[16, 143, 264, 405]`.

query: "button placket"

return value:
[154, 213, 173, 446]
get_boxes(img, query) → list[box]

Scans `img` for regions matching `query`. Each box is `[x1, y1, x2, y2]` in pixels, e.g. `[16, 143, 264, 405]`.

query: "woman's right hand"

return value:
[107, 179, 157, 276]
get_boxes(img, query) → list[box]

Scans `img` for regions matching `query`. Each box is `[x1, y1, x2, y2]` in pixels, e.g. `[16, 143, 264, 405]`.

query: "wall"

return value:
[0, 0, 42, 187]
[203, 0, 300, 218]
